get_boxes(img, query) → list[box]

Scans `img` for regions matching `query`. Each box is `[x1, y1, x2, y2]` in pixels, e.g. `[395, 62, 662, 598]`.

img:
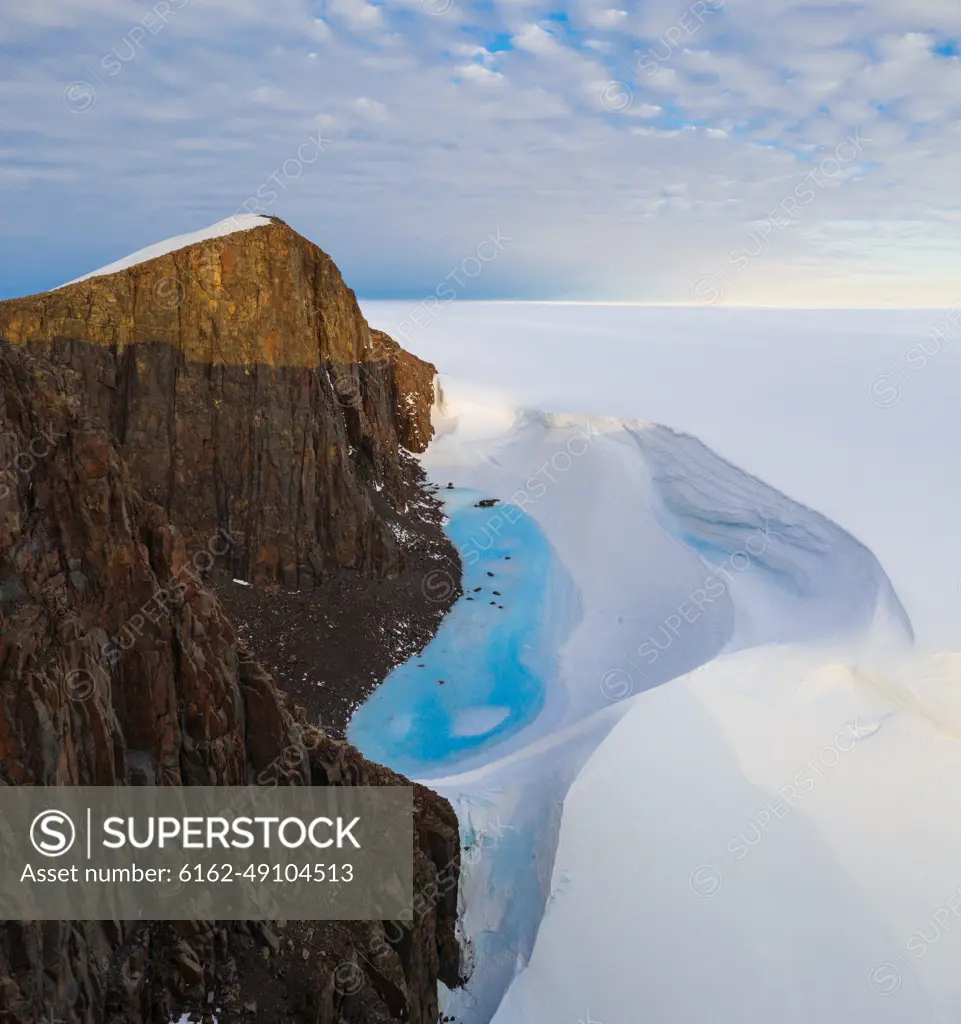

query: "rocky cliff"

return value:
[0, 222, 463, 1022]
[0, 340, 460, 1022]
[0, 218, 437, 586]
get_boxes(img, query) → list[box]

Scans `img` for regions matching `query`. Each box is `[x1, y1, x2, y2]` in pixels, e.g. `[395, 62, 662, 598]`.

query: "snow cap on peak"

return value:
[60, 214, 275, 288]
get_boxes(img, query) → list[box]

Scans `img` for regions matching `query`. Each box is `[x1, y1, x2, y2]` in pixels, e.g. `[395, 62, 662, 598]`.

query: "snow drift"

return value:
[347, 370, 926, 1023]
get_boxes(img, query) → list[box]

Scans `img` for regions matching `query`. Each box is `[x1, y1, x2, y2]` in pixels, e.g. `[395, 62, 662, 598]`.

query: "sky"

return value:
[2, 0, 961, 305]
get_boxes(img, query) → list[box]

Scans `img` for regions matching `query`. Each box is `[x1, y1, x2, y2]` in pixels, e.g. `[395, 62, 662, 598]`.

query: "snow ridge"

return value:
[396, 383, 917, 1024]
[60, 215, 273, 287]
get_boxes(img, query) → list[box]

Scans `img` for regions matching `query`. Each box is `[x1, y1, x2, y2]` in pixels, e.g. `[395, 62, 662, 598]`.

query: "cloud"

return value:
[325, 0, 386, 33]
[350, 97, 389, 121]
[0, 0, 959, 305]
[587, 8, 630, 30]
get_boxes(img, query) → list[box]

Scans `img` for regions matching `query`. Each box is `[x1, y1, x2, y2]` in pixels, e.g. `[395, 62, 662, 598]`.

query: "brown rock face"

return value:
[370, 329, 437, 454]
[0, 341, 460, 1022]
[0, 218, 438, 586]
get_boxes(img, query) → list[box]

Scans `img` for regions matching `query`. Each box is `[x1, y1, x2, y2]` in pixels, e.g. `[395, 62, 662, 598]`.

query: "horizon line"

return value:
[358, 298, 959, 311]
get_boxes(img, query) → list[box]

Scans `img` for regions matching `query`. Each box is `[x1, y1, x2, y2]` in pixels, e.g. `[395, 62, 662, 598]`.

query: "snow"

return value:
[410, 391, 915, 1023]
[495, 645, 961, 1023]
[352, 302, 961, 1023]
[61, 215, 272, 286]
[365, 302, 961, 654]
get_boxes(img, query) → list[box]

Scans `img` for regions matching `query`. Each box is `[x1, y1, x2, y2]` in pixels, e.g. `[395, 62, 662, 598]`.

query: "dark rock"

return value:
[0, 219, 438, 587]
[260, 927, 281, 955]
[0, 336, 461, 1019]
[212, 453, 460, 740]
[174, 945, 206, 987]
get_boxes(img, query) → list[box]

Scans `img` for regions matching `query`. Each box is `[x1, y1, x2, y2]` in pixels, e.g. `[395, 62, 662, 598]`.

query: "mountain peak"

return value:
[0, 220, 437, 585]
[1, 217, 373, 368]
[60, 214, 279, 287]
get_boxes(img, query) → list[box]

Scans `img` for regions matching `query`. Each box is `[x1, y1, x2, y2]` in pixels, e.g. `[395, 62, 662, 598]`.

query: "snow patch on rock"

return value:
[61, 215, 273, 286]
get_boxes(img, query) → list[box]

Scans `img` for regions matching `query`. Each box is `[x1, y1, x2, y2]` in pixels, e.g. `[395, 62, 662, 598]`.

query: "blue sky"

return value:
[2, 0, 961, 305]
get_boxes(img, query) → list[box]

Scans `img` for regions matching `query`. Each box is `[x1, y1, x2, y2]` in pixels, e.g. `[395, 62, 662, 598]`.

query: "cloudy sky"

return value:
[3, 0, 961, 304]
